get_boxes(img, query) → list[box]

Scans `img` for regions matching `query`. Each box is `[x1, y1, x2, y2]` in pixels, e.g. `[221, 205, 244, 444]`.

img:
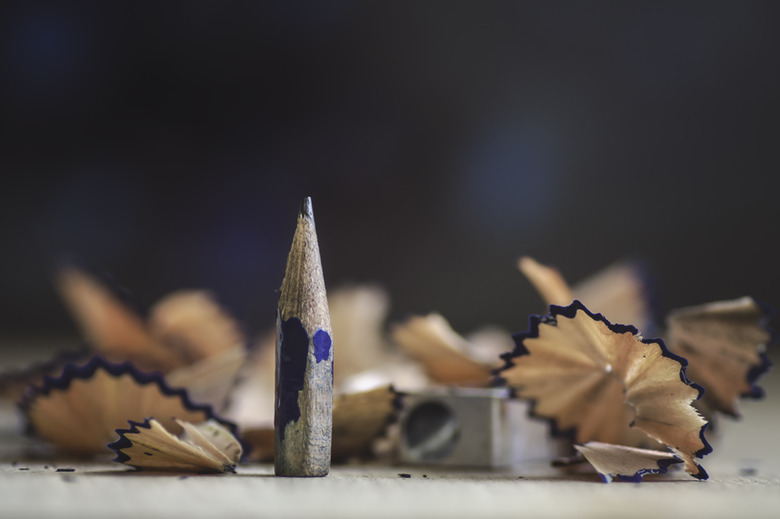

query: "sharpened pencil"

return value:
[274, 197, 333, 477]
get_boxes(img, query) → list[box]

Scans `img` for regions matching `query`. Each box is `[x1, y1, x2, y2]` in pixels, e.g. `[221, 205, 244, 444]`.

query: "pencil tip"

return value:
[299, 197, 313, 219]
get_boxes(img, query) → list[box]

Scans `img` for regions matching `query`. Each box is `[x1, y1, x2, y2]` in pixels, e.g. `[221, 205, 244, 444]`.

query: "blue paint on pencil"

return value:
[313, 330, 331, 363]
[276, 317, 309, 441]
[276, 319, 333, 440]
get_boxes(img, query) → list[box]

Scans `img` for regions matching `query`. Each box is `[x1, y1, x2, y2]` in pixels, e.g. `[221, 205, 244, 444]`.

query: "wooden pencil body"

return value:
[274, 198, 333, 477]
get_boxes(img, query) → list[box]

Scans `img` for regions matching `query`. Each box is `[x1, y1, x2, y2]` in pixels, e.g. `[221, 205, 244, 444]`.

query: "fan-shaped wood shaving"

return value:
[518, 256, 654, 334]
[391, 314, 496, 386]
[666, 296, 773, 417]
[149, 290, 245, 364]
[498, 301, 710, 479]
[517, 256, 574, 307]
[332, 385, 402, 462]
[574, 442, 682, 483]
[21, 357, 237, 455]
[109, 418, 242, 473]
[56, 266, 246, 373]
[56, 265, 180, 371]
[54, 266, 246, 411]
[328, 285, 395, 386]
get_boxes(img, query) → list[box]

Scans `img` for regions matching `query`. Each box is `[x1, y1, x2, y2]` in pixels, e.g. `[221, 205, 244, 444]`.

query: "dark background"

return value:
[1, 1, 779, 345]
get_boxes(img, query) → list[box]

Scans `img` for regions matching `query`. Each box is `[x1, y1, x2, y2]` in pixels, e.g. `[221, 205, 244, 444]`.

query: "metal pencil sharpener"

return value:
[397, 387, 563, 468]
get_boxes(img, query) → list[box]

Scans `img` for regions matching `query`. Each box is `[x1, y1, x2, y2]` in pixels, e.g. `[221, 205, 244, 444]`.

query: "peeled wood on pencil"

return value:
[274, 197, 333, 477]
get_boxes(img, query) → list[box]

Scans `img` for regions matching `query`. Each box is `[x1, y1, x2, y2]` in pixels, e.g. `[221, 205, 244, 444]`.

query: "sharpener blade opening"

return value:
[402, 401, 460, 462]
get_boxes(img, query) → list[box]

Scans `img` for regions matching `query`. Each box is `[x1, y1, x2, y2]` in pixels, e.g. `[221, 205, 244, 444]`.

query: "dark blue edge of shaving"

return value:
[492, 300, 712, 480]
[742, 297, 776, 401]
[608, 455, 684, 483]
[17, 355, 249, 462]
[0, 348, 90, 400]
[107, 420, 147, 465]
[108, 418, 237, 473]
[330, 385, 406, 463]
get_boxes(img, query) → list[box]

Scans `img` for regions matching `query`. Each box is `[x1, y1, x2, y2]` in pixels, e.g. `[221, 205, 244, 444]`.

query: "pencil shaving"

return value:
[148, 290, 245, 364]
[391, 314, 501, 386]
[518, 256, 773, 419]
[666, 297, 773, 417]
[109, 418, 242, 473]
[517, 256, 574, 307]
[574, 442, 682, 483]
[499, 300, 710, 480]
[331, 385, 403, 462]
[518, 255, 655, 335]
[166, 347, 247, 412]
[243, 385, 403, 463]
[55, 264, 246, 411]
[56, 264, 178, 371]
[328, 285, 394, 387]
[20, 356, 240, 456]
[0, 349, 88, 403]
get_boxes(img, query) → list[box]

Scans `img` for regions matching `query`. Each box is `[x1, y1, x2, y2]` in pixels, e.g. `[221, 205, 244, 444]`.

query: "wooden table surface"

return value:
[1, 344, 778, 518]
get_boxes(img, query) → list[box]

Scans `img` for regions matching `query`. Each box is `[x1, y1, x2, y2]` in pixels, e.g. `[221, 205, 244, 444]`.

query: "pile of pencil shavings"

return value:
[1, 261, 404, 473]
[1, 249, 773, 483]
[3, 260, 250, 473]
[498, 257, 773, 482]
[21, 357, 245, 472]
[390, 256, 773, 482]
